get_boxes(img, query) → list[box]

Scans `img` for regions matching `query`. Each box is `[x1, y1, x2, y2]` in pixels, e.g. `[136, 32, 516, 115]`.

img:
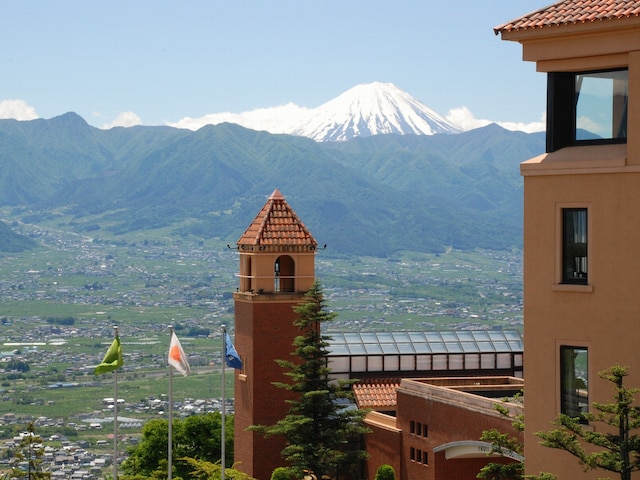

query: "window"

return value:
[410, 421, 428, 438]
[547, 69, 628, 152]
[560, 346, 588, 421]
[576, 70, 628, 141]
[409, 447, 428, 465]
[562, 208, 588, 284]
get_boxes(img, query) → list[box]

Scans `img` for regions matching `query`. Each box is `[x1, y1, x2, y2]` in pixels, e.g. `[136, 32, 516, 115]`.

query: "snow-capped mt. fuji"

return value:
[288, 82, 460, 142]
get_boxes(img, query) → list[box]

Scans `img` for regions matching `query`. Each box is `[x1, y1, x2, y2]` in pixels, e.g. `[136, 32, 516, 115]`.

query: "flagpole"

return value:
[168, 325, 174, 480]
[221, 325, 226, 480]
[113, 325, 119, 480]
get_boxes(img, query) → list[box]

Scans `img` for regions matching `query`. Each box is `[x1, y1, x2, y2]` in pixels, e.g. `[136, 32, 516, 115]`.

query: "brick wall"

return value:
[363, 415, 402, 480]
[393, 380, 521, 480]
[234, 295, 305, 480]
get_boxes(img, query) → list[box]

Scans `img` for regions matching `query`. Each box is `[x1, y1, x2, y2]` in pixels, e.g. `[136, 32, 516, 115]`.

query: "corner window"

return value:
[576, 70, 628, 141]
[560, 346, 588, 421]
[547, 69, 628, 152]
[562, 208, 588, 284]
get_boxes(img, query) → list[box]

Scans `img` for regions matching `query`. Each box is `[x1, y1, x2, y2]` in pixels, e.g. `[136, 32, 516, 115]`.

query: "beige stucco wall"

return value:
[238, 250, 315, 293]
[523, 157, 640, 478]
[499, 13, 640, 478]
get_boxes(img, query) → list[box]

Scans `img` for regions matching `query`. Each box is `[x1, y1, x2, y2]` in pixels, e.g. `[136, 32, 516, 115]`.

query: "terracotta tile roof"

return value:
[495, 0, 640, 33]
[352, 379, 400, 409]
[237, 189, 318, 247]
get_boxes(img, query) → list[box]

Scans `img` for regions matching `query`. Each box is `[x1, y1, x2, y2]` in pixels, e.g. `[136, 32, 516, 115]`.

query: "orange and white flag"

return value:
[168, 331, 190, 376]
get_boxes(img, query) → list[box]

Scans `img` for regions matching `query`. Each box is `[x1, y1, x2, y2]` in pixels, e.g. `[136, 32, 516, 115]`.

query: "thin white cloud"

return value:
[576, 116, 605, 138]
[445, 107, 492, 131]
[446, 106, 545, 134]
[171, 103, 545, 136]
[0, 99, 39, 120]
[0, 98, 545, 137]
[102, 111, 142, 129]
[497, 116, 546, 134]
[168, 103, 313, 133]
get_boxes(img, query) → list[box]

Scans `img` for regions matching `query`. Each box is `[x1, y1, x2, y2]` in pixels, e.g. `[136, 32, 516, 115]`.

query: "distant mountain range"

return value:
[172, 82, 463, 142]
[287, 82, 460, 142]
[0, 109, 544, 256]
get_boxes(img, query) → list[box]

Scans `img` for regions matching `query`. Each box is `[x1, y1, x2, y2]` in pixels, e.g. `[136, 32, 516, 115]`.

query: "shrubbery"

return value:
[375, 464, 395, 480]
[270, 467, 295, 480]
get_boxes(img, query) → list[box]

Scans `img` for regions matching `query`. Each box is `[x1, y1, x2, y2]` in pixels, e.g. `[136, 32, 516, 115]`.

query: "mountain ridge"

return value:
[170, 82, 467, 141]
[0, 113, 544, 256]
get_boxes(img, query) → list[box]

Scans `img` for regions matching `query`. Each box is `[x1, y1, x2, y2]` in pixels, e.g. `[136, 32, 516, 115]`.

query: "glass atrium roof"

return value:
[326, 330, 523, 356]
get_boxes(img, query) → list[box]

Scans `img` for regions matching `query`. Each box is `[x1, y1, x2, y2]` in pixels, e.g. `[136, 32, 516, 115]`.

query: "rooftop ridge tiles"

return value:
[236, 190, 317, 247]
[495, 0, 640, 33]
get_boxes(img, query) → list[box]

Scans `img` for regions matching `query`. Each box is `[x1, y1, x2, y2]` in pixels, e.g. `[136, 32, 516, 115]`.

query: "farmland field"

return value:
[0, 217, 522, 425]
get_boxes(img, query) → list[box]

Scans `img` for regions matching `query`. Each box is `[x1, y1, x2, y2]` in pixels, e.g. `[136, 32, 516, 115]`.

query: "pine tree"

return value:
[536, 365, 640, 480]
[251, 281, 369, 479]
[478, 396, 556, 480]
[478, 399, 526, 480]
[10, 422, 50, 480]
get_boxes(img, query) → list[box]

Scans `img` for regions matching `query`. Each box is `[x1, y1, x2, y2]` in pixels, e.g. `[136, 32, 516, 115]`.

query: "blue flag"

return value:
[225, 332, 243, 369]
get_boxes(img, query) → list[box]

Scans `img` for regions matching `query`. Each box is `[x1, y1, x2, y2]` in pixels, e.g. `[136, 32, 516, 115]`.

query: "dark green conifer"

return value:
[537, 365, 640, 480]
[251, 281, 369, 479]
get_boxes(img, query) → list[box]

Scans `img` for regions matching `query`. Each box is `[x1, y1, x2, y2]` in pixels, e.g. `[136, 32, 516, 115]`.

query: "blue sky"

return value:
[1, 1, 548, 131]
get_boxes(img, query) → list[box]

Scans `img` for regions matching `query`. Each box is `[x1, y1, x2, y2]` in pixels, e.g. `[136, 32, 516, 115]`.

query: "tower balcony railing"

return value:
[235, 274, 315, 294]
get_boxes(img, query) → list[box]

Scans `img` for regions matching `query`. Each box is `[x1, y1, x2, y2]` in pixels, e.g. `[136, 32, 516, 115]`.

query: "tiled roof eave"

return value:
[498, 16, 637, 34]
[495, 1, 640, 36]
[496, 18, 640, 47]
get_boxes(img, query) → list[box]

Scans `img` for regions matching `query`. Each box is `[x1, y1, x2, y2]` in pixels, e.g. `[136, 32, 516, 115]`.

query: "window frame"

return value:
[555, 203, 592, 290]
[559, 345, 589, 423]
[547, 68, 628, 152]
[561, 207, 588, 285]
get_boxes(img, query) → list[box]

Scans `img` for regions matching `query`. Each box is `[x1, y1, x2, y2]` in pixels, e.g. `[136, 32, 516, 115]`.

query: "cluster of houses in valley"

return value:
[1, 394, 234, 479]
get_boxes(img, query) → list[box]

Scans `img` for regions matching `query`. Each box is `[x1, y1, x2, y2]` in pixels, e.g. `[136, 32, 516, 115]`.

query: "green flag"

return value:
[94, 336, 123, 375]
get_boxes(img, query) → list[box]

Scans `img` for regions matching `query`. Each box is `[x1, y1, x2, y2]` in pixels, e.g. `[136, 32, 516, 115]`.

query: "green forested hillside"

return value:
[0, 114, 544, 256]
[0, 220, 36, 252]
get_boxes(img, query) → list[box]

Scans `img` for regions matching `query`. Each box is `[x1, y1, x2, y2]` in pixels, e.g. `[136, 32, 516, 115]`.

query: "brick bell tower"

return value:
[232, 189, 318, 480]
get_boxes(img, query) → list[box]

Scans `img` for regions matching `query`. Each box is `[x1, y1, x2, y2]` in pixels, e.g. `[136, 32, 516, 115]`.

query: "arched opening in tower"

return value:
[275, 255, 295, 292]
